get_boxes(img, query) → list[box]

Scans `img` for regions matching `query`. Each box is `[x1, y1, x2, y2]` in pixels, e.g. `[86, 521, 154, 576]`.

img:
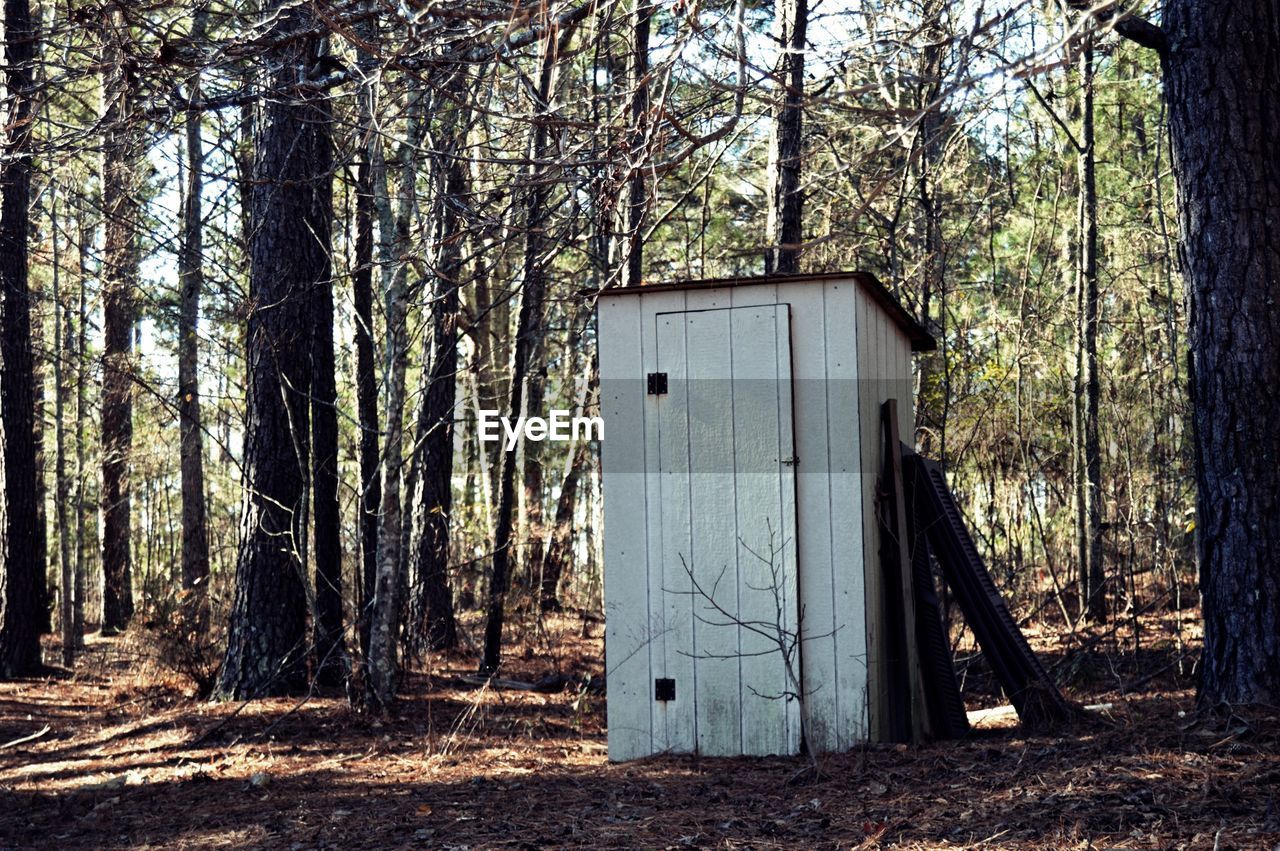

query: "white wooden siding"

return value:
[600, 275, 910, 759]
[855, 285, 917, 742]
[651, 304, 800, 756]
[599, 295, 652, 761]
[724, 305, 800, 755]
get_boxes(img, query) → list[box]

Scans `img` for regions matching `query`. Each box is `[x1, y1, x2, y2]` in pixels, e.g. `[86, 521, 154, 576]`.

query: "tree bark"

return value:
[73, 211, 89, 647]
[52, 182, 73, 667]
[366, 86, 426, 709]
[1076, 33, 1105, 624]
[0, 0, 41, 676]
[408, 74, 469, 654]
[1159, 0, 1280, 704]
[765, 0, 806, 274]
[178, 4, 210, 632]
[622, 0, 653, 287]
[310, 220, 346, 684]
[99, 5, 138, 634]
[351, 30, 384, 667]
[353, 158, 380, 662]
[540, 436, 587, 613]
[218, 5, 332, 699]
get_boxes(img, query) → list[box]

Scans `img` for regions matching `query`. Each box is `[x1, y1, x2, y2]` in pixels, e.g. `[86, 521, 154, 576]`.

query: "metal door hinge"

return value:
[647, 372, 668, 395]
[782, 456, 800, 467]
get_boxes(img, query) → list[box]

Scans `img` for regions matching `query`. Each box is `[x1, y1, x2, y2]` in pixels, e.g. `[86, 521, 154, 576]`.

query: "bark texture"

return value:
[765, 0, 806, 274]
[100, 6, 138, 634]
[1162, 0, 1280, 704]
[0, 0, 41, 677]
[178, 5, 210, 630]
[218, 9, 332, 698]
[366, 86, 425, 709]
[309, 129, 345, 681]
[409, 82, 466, 653]
[1076, 34, 1105, 623]
[310, 242, 345, 682]
[622, 0, 652, 287]
[53, 187, 73, 667]
[353, 158, 380, 661]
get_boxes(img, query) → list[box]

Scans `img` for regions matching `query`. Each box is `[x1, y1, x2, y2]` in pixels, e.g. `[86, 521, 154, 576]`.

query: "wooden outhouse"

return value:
[596, 271, 936, 761]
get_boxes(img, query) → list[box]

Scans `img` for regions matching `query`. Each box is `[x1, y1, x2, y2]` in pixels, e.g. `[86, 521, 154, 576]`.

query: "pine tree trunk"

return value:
[0, 0, 42, 676]
[73, 213, 88, 647]
[622, 0, 653, 287]
[351, 34, 384, 665]
[353, 158, 380, 662]
[366, 88, 425, 709]
[1161, 0, 1280, 704]
[218, 7, 331, 699]
[409, 89, 467, 652]
[540, 439, 587, 613]
[1077, 34, 1105, 623]
[311, 232, 346, 683]
[100, 7, 137, 634]
[178, 5, 210, 632]
[52, 183, 73, 667]
[765, 0, 806, 274]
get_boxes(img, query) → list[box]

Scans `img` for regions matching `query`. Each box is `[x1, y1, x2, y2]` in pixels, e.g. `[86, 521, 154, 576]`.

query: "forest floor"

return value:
[2, 607, 1278, 850]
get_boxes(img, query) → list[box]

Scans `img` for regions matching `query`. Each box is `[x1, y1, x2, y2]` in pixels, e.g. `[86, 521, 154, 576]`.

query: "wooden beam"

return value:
[882, 400, 930, 743]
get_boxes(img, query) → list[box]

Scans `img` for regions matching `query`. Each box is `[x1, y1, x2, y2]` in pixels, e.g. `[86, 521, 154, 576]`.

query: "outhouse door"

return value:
[650, 303, 802, 756]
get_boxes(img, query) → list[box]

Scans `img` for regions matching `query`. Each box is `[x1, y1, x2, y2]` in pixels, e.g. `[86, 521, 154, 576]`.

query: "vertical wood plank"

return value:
[857, 289, 889, 741]
[656, 308, 698, 754]
[883, 398, 930, 743]
[731, 304, 798, 755]
[784, 282, 836, 752]
[641, 291, 687, 753]
[824, 280, 867, 747]
[684, 308, 742, 756]
[774, 305, 803, 755]
[598, 296, 653, 760]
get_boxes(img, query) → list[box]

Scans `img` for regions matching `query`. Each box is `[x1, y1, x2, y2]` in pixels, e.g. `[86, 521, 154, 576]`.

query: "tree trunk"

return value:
[0, 0, 41, 676]
[1159, 0, 1280, 704]
[52, 183, 73, 667]
[310, 222, 346, 684]
[100, 6, 138, 634]
[178, 5, 210, 632]
[1076, 33, 1105, 624]
[73, 211, 89, 646]
[351, 33, 384, 666]
[622, 0, 653, 287]
[765, 0, 806, 274]
[218, 6, 332, 699]
[409, 85, 469, 654]
[353, 158, 381, 663]
[409, 86, 467, 652]
[910, 1, 947, 461]
[366, 87, 425, 710]
[540, 436, 587, 613]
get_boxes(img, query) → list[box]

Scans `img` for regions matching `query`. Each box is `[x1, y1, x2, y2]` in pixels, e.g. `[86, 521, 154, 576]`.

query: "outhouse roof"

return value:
[591, 270, 936, 352]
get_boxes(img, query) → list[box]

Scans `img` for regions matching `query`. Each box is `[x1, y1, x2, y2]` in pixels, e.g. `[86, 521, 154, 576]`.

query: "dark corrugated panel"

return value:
[907, 487, 971, 740]
[904, 451, 1073, 730]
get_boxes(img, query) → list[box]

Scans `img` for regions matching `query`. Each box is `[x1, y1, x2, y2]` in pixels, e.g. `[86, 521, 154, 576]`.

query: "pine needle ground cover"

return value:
[1, 612, 1275, 850]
